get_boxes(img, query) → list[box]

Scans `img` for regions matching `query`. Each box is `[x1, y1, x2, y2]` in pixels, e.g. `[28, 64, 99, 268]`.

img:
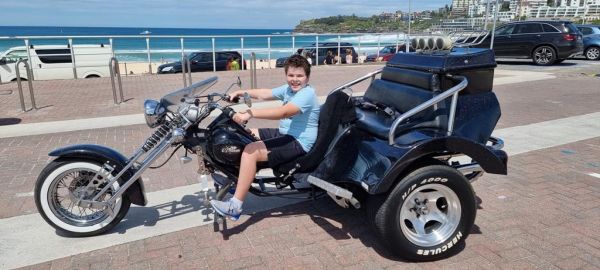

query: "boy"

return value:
[210, 55, 320, 220]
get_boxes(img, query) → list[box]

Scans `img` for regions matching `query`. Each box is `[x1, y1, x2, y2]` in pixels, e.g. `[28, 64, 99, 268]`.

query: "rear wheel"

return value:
[34, 159, 131, 237]
[367, 165, 476, 261]
[585, 46, 600, 61]
[532, 46, 556, 65]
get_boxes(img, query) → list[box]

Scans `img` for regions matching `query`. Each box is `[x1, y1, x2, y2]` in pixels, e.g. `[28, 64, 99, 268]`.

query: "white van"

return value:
[0, 44, 112, 83]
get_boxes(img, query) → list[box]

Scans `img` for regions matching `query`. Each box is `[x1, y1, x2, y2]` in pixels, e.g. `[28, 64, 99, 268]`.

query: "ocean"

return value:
[0, 26, 406, 61]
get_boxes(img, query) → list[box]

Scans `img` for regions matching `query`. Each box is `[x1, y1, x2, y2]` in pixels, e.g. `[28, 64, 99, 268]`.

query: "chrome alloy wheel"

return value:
[47, 168, 120, 227]
[399, 184, 461, 247]
[534, 47, 554, 65]
[586, 47, 600, 60]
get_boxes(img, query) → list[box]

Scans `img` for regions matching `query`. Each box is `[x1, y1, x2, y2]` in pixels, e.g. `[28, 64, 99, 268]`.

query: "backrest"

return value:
[275, 91, 356, 174]
[363, 66, 448, 131]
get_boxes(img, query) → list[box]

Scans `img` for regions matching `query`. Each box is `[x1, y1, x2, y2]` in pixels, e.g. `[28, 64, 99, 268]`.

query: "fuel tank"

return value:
[206, 114, 255, 166]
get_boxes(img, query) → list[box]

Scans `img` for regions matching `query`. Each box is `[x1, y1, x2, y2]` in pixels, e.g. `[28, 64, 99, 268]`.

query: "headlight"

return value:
[161, 66, 173, 72]
[144, 99, 165, 128]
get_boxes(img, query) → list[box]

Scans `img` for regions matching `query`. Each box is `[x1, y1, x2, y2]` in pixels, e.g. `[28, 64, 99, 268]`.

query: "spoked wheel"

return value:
[367, 165, 476, 261]
[532, 46, 556, 66]
[34, 159, 131, 237]
[585, 46, 600, 61]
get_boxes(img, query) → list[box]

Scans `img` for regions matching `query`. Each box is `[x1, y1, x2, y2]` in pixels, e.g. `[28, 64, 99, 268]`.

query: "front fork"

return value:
[81, 125, 188, 211]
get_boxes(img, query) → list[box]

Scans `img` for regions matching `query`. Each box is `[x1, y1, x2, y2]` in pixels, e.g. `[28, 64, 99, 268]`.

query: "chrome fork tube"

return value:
[107, 136, 174, 204]
[90, 148, 146, 202]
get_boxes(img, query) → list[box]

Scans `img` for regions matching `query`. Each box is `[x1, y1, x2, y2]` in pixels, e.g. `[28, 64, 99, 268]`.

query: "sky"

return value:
[0, 0, 452, 29]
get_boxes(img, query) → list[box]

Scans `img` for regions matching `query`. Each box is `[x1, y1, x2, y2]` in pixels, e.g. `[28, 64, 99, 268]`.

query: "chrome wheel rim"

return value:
[534, 47, 553, 64]
[400, 184, 461, 247]
[586, 48, 600, 60]
[47, 168, 119, 227]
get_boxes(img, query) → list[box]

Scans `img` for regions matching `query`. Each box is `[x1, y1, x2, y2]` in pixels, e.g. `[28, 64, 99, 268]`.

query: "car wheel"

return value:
[532, 46, 557, 65]
[585, 46, 600, 61]
[367, 165, 476, 261]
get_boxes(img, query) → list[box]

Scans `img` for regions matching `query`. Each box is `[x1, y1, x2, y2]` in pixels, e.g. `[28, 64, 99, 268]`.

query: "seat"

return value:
[273, 90, 356, 175]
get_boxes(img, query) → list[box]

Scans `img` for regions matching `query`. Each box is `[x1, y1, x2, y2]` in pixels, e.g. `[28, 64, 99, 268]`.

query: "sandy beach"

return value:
[118, 59, 278, 76]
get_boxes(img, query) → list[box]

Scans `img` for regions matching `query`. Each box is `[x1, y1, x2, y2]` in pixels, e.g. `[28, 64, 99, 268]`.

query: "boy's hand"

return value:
[232, 111, 252, 124]
[229, 90, 243, 102]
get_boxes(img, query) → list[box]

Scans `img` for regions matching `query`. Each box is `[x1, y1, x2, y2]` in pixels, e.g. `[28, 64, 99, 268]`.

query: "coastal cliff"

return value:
[293, 15, 435, 33]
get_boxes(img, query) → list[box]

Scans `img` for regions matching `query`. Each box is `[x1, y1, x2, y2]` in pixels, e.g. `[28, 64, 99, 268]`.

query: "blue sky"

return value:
[0, 0, 452, 29]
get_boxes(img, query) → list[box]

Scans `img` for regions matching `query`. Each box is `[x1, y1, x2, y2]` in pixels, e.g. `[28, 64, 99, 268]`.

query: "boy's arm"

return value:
[230, 88, 276, 101]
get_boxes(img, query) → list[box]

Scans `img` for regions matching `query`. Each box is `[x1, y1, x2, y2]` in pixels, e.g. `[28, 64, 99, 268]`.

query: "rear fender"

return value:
[372, 136, 507, 194]
[49, 144, 147, 206]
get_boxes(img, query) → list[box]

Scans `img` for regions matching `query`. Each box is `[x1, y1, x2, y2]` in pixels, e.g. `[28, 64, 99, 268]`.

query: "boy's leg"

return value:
[233, 141, 269, 201]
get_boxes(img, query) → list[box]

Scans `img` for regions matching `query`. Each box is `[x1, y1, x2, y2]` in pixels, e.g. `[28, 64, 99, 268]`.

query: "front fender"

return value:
[373, 136, 507, 194]
[49, 144, 147, 206]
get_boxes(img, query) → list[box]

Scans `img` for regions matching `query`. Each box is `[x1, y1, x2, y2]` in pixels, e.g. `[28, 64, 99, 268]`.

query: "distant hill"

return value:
[293, 15, 435, 33]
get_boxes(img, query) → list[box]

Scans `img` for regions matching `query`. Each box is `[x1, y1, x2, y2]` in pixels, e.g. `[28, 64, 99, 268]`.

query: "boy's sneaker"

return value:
[210, 199, 242, 221]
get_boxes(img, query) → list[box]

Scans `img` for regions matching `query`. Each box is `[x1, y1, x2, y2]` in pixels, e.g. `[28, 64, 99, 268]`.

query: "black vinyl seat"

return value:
[273, 90, 356, 175]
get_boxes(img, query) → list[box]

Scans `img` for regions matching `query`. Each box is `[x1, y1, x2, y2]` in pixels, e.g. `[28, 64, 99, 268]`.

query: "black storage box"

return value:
[385, 48, 497, 95]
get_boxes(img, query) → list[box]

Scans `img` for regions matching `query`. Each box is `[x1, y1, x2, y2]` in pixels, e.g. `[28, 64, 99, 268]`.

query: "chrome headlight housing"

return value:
[144, 99, 166, 128]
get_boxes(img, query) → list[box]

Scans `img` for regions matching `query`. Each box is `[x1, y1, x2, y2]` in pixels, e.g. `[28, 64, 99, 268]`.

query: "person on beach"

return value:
[345, 49, 353, 64]
[210, 54, 319, 220]
[231, 57, 240, 70]
[226, 56, 233, 70]
[324, 50, 334, 65]
[334, 53, 342, 65]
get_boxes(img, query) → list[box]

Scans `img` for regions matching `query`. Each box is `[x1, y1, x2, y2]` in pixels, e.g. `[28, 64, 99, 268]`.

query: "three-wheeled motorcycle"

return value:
[34, 44, 507, 261]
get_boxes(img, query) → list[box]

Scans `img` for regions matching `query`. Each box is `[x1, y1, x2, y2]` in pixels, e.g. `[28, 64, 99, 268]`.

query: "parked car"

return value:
[0, 44, 112, 82]
[473, 20, 583, 65]
[157, 51, 243, 74]
[365, 44, 413, 62]
[576, 24, 600, 60]
[275, 42, 358, 67]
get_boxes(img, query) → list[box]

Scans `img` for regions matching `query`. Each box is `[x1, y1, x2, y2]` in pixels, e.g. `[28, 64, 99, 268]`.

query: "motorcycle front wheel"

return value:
[34, 158, 131, 237]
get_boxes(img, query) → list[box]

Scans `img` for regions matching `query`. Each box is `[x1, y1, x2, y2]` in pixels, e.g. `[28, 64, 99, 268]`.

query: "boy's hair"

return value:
[284, 54, 311, 78]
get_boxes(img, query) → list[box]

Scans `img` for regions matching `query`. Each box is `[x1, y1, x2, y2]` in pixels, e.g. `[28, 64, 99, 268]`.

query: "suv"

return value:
[276, 42, 358, 67]
[474, 20, 583, 65]
[157, 51, 243, 74]
[576, 24, 600, 60]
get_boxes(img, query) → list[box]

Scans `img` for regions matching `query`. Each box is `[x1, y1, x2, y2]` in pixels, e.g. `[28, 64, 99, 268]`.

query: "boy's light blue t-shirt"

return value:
[271, 84, 320, 152]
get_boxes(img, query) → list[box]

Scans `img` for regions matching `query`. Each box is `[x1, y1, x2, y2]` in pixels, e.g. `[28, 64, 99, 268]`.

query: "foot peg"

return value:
[308, 176, 361, 209]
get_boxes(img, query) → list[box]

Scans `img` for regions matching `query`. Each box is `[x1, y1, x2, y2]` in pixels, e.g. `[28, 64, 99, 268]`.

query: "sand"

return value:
[118, 59, 278, 76]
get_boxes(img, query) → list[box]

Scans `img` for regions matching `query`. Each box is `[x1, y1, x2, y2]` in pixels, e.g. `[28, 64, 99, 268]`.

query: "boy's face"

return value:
[286, 66, 309, 92]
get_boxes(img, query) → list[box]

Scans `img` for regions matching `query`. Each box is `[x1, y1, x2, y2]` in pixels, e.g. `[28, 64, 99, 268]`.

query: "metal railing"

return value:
[388, 76, 468, 145]
[15, 59, 37, 111]
[249, 52, 257, 89]
[181, 54, 192, 87]
[109, 57, 124, 104]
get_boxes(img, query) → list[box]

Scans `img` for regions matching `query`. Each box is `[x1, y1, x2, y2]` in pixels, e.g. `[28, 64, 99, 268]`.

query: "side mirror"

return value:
[243, 92, 252, 108]
[0, 58, 6, 65]
[236, 76, 242, 88]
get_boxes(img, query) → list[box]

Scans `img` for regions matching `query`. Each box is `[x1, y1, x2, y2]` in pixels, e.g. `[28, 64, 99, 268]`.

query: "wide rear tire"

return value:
[34, 159, 131, 237]
[367, 165, 476, 261]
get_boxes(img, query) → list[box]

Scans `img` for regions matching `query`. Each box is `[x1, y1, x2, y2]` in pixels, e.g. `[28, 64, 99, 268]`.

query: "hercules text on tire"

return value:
[368, 165, 476, 261]
[34, 159, 131, 237]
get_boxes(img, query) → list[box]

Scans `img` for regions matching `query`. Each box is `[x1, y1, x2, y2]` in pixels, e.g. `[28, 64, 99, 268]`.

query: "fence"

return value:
[0, 32, 423, 81]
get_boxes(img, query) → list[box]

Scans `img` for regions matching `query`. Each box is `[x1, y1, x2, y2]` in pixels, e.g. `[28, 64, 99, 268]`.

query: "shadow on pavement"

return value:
[0, 118, 22, 126]
[214, 197, 470, 261]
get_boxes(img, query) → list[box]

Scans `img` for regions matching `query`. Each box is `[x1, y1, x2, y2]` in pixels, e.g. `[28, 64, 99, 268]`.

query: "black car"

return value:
[157, 51, 243, 74]
[474, 20, 583, 65]
[576, 24, 600, 60]
[276, 42, 358, 67]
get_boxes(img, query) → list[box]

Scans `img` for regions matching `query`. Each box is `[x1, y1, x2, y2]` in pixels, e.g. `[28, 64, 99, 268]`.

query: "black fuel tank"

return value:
[207, 125, 254, 165]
